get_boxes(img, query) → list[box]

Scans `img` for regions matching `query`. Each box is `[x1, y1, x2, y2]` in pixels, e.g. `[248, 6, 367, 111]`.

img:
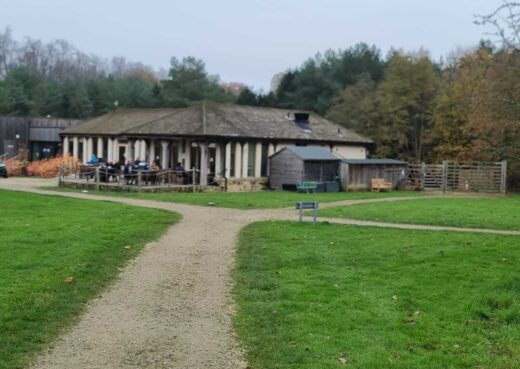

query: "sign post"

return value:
[295, 201, 319, 223]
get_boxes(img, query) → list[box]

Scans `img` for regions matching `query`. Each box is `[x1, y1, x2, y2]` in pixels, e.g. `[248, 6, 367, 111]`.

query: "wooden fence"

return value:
[407, 161, 507, 193]
[60, 166, 203, 191]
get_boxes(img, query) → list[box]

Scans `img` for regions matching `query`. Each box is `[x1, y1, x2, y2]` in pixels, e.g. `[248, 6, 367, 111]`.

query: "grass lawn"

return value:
[41, 186, 424, 209]
[234, 221, 519, 369]
[0, 190, 179, 369]
[317, 196, 520, 230]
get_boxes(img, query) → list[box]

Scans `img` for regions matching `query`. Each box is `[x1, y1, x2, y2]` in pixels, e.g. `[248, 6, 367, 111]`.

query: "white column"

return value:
[63, 137, 70, 156]
[234, 142, 242, 178]
[113, 138, 119, 162]
[82, 137, 88, 164]
[72, 137, 79, 159]
[133, 140, 140, 161]
[225, 142, 231, 178]
[87, 137, 94, 161]
[107, 138, 113, 162]
[254, 142, 262, 177]
[149, 140, 155, 165]
[199, 143, 208, 186]
[185, 140, 192, 169]
[97, 137, 104, 159]
[126, 139, 134, 163]
[161, 141, 169, 170]
[242, 142, 249, 178]
[140, 140, 147, 162]
[215, 143, 222, 177]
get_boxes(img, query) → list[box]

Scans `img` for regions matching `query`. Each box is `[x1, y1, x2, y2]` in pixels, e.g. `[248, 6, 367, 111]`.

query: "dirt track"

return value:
[0, 178, 516, 369]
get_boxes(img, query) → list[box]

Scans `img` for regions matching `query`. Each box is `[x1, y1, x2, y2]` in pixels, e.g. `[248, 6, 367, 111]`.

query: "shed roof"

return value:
[63, 102, 373, 144]
[342, 159, 408, 165]
[279, 146, 341, 161]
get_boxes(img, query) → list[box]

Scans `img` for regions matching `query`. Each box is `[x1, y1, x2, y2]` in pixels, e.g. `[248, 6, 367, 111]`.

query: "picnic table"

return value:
[296, 182, 318, 193]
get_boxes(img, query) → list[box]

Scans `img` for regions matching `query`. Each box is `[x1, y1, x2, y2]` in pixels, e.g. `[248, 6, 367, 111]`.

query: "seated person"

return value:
[174, 162, 185, 172]
[124, 161, 134, 184]
[150, 161, 160, 172]
[87, 154, 98, 165]
[137, 160, 149, 171]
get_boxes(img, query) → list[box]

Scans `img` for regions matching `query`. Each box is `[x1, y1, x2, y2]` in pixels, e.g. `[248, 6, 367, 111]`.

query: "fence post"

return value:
[420, 162, 426, 191]
[441, 160, 448, 193]
[192, 169, 196, 193]
[500, 160, 507, 194]
[95, 167, 100, 191]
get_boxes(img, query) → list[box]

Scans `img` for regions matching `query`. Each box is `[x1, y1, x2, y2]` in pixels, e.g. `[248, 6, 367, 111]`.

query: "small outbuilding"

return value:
[269, 146, 341, 189]
[340, 159, 408, 191]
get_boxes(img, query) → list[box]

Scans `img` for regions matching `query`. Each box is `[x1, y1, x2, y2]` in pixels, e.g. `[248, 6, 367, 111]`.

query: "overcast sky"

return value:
[1, 0, 500, 90]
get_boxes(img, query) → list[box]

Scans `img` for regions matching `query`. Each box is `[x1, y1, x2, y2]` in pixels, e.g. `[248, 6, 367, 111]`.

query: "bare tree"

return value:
[475, 1, 520, 51]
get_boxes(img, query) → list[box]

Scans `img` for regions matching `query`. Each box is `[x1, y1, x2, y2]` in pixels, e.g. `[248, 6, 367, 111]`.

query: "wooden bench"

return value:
[296, 181, 318, 193]
[371, 178, 392, 192]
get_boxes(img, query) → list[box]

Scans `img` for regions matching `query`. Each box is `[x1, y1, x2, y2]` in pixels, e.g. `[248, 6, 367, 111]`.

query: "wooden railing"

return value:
[59, 165, 222, 190]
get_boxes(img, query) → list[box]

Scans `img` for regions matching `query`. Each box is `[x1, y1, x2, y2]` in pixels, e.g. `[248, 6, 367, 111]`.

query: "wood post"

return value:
[420, 162, 426, 191]
[441, 160, 448, 193]
[500, 160, 507, 194]
[199, 142, 208, 186]
[95, 167, 100, 191]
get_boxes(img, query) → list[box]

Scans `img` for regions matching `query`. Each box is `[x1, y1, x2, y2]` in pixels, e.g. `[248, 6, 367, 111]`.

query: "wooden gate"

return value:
[407, 161, 507, 193]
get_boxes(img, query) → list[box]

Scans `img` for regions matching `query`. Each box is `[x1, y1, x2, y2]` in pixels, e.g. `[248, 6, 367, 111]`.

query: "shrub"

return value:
[3, 158, 26, 176]
[26, 155, 80, 177]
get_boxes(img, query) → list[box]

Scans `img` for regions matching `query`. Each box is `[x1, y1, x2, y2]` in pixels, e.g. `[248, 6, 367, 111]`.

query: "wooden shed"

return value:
[340, 159, 408, 191]
[269, 146, 341, 189]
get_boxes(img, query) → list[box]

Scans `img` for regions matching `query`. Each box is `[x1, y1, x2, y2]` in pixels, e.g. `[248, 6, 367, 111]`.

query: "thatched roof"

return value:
[63, 102, 372, 144]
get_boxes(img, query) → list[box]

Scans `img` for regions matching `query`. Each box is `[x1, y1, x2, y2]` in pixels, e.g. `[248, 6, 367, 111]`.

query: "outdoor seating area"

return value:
[60, 155, 218, 192]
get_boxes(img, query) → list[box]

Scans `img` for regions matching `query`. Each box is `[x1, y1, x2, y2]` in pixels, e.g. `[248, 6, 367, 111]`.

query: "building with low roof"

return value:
[0, 116, 81, 161]
[340, 158, 408, 191]
[61, 101, 372, 187]
[269, 146, 342, 189]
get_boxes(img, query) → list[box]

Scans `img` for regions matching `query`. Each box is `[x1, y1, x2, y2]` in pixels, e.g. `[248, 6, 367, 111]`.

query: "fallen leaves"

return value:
[338, 355, 348, 364]
[64, 276, 74, 284]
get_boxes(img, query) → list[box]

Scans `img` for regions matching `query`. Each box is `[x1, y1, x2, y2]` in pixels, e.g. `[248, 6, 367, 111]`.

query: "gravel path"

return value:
[0, 178, 516, 369]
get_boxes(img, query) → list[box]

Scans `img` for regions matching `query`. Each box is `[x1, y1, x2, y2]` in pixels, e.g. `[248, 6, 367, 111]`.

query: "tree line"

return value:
[0, 28, 234, 118]
[0, 2, 518, 187]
